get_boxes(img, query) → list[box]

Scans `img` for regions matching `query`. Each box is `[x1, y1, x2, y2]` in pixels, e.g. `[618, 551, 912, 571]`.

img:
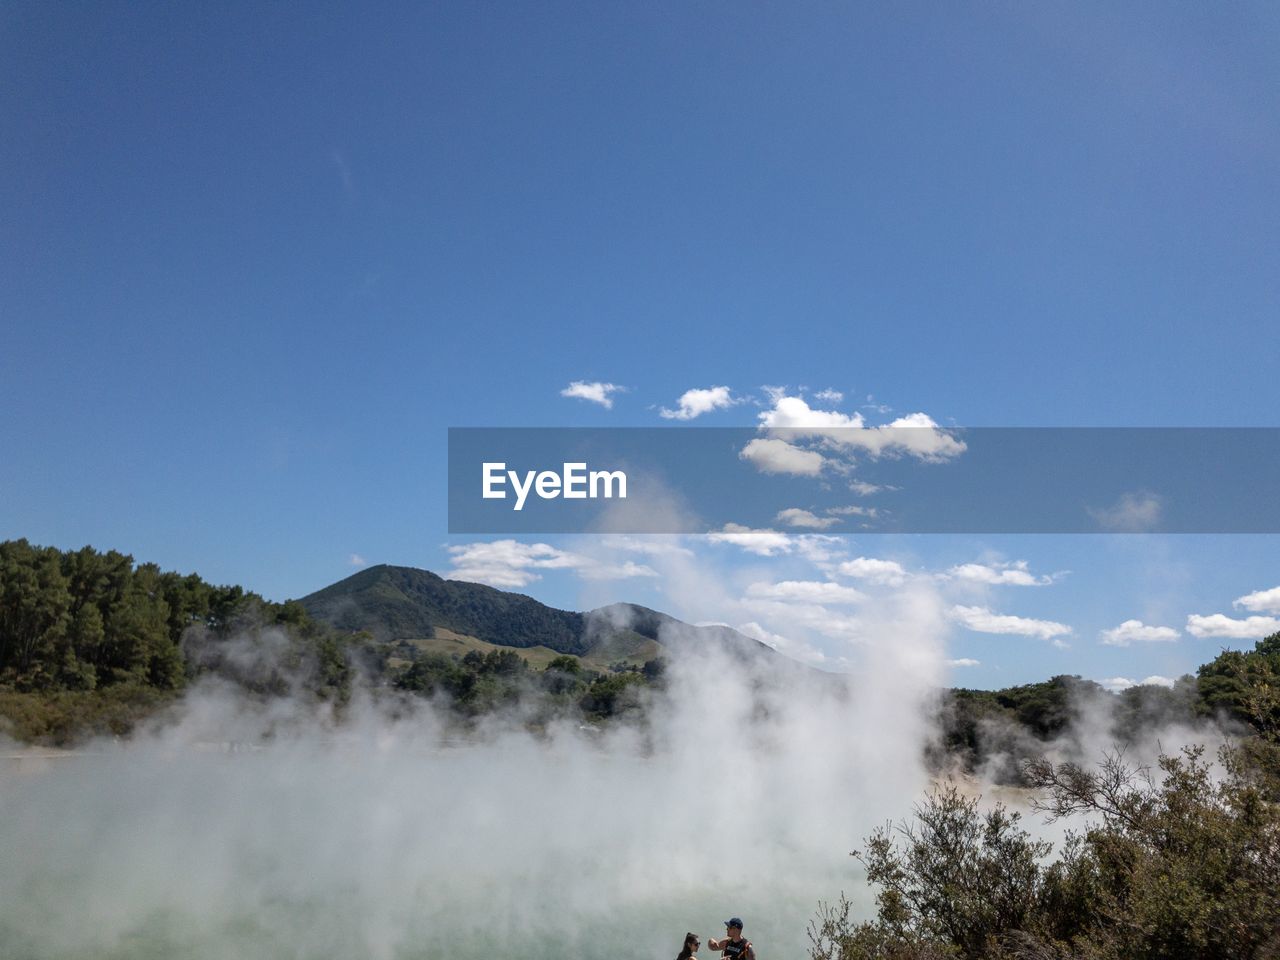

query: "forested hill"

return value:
[0, 542, 783, 743]
[300, 565, 587, 650]
[4, 540, 1279, 763]
[298, 563, 779, 664]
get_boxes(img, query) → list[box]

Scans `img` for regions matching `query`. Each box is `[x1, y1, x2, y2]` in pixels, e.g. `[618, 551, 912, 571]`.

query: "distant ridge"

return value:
[298, 564, 780, 663]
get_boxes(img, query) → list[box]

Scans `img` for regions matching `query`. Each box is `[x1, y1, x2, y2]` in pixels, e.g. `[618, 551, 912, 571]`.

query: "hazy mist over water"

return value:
[0, 586, 945, 960]
[0, 579, 1226, 960]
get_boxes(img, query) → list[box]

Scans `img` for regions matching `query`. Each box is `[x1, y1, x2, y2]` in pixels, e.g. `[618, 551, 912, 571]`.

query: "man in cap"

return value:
[708, 917, 755, 960]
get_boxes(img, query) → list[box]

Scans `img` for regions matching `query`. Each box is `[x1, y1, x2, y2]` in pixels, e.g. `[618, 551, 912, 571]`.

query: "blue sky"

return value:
[2, 2, 1277, 689]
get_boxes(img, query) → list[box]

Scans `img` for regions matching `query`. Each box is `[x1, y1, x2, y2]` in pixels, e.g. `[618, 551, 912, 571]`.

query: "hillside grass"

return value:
[396, 627, 662, 674]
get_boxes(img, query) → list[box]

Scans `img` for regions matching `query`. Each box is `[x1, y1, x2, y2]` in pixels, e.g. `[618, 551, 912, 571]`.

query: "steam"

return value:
[0, 576, 958, 960]
[0, 538, 1239, 960]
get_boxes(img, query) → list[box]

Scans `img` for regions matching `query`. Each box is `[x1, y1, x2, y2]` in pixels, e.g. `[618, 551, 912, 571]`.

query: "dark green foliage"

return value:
[0, 684, 176, 745]
[1110, 677, 1199, 743]
[545, 654, 584, 675]
[1196, 632, 1280, 735]
[0, 540, 375, 741]
[936, 677, 1099, 783]
[936, 675, 1201, 783]
[0, 543, 688, 739]
[813, 785, 1051, 959]
[817, 644, 1280, 960]
[0, 539, 72, 688]
[952, 676, 1101, 741]
[641, 657, 667, 683]
[393, 649, 533, 716]
[396, 653, 470, 698]
[391, 645, 664, 722]
[542, 654, 589, 697]
[462, 648, 528, 676]
[815, 744, 1280, 960]
[1024, 747, 1280, 958]
[578, 670, 647, 720]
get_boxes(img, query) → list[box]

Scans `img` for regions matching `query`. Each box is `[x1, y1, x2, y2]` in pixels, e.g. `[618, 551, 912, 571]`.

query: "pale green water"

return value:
[1, 890, 827, 959]
[1, 745, 884, 960]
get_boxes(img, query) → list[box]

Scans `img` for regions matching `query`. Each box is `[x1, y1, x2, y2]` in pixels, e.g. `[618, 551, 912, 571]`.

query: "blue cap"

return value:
[725, 918, 744, 929]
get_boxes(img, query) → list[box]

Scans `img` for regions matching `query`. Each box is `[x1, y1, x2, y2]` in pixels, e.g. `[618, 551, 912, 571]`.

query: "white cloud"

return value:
[446, 539, 656, 588]
[744, 580, 866, 605]
[575, 561, 660, 581]
[1186, 613, 1280, 639]
[659, 385, 739, 420]
[844, 412, 967, 461]
[946, 658, 980, 668]
[848, 481, 886, 496]
[705, 523, 795, 557]
[837, 557, 907, 587]
[348, 553, 368, 568]
[1100, 675, 1176, 693]
[1099, 619, 1180, 646]
[559, 380, 624, 409]
[826, 504, 879, 518]
[949, 605, 1072, 641]
[775, 507, 839, 530]
[448, 540, 578, 588]
[814, 388, 844, 404]
[759, 395, 865, 430]
[739, 437, 826, 476]
[1235, 586, 1280, 614]
[742, 394, 962, 484]
[1088, 491, 1164, 532]
[703, 526, 842, 565]
[757, 395, 965, 462]
[946, 560, 1053, 587]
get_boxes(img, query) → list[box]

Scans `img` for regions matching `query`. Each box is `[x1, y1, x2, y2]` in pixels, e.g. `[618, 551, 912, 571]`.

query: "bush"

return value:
[0, 685, 177, 746]
[814, 742, 1280, 960]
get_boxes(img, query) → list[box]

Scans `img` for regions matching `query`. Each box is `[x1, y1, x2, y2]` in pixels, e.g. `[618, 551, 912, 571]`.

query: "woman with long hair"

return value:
[677, 932, 701, 960]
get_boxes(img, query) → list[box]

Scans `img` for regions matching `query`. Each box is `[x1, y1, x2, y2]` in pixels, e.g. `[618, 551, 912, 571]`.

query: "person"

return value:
[676, 931, 701, 960]
[708, 918, 755, 960]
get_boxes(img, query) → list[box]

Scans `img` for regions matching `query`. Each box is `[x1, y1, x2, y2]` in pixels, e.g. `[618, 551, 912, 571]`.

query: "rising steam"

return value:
[0, 546, 1232, 960]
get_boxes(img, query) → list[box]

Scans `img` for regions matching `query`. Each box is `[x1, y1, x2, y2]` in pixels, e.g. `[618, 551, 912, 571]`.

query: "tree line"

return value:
[0, 539, 670, 741]
[393, 648, 665, 721]
[0, 539, 368, 740]
[3, 537, 1275, 764]
[812, 631, 1280, 960]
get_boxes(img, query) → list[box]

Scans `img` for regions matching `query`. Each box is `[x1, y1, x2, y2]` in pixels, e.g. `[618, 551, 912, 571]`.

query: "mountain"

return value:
[297, 564, 780, 665]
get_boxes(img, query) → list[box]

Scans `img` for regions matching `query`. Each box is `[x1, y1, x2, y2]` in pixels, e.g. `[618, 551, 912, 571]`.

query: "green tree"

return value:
[0, 540, 72, 687]
[813, 744, 1280, 960]
[579, 671, 646, 720]
[65, 603, 104, 689]
[542, 654, 587, 696]
[1197, 632, 1280, 735]
[810, 785, 1050, 960]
